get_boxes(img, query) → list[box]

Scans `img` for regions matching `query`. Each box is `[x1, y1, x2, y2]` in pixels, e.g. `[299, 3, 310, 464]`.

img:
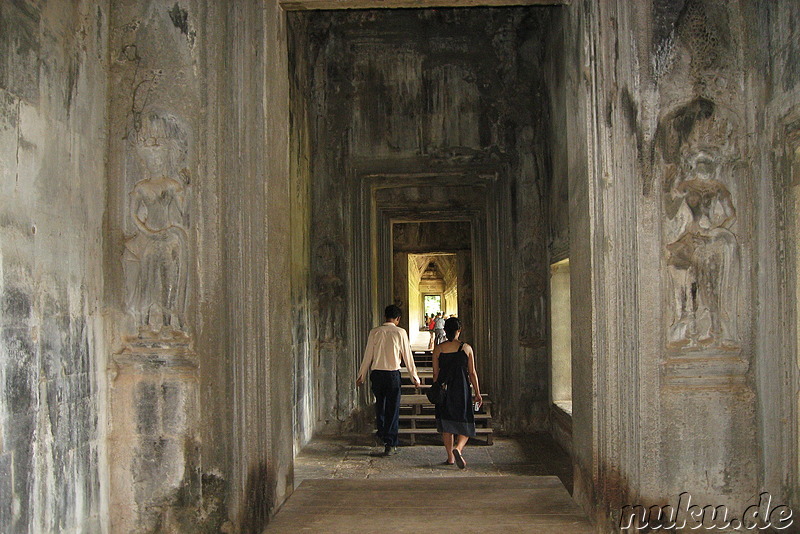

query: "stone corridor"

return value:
[0, 0, 798, 532]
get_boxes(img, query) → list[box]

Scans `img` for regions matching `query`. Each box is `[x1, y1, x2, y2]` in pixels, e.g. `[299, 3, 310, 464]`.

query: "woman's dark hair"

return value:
[444, 317, 461, 341]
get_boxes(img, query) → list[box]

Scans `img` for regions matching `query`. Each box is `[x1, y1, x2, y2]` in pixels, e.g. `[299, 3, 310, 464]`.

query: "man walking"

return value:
[433, 312, 446, 346]
[356, 305, 420, 456]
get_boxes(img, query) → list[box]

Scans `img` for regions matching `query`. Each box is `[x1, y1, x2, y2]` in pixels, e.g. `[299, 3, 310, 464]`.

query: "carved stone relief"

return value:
[412, 255, 432, 282]
[436, 254, 458, 297]
[518, 242, 547, 348]
[122, 111, 190, 337]
[659, 100, 741, 350]
[314, 241, 346, 343]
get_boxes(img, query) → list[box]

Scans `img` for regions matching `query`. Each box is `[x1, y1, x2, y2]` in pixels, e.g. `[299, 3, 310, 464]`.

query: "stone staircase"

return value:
[399, 350, 493, 445]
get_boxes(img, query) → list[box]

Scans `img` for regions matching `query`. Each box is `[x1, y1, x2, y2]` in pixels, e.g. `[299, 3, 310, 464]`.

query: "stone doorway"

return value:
[393, 221, 472, 349]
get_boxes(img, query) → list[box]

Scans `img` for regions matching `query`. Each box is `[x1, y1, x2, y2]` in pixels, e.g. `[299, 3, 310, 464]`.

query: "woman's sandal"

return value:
[453, 449, 466, 469]
[442, 460, 454, 466]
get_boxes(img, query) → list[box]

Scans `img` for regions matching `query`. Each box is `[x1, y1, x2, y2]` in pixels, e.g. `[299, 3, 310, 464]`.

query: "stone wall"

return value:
[289, 11, 315, 455]
[105, 2, 215, 531]
[557, 1, 597, 520]
[0, 1, 109, 532]
[561, 0, 800, 529]
[749, 0, 800, 515]
[105, 1, 294, 531]
[289, 7, 556, 434]
[220, 1, 294, 529]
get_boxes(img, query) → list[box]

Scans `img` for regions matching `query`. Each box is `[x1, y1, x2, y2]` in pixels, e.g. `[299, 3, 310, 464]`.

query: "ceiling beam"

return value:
[280, 0, 568, 11]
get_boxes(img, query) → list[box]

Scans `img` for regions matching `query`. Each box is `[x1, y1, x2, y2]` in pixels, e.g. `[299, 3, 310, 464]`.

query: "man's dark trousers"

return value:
[370, 369, 401, 447]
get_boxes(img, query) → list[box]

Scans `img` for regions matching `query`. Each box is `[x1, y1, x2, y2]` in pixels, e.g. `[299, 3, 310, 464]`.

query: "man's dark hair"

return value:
[385, 304, 402, 320]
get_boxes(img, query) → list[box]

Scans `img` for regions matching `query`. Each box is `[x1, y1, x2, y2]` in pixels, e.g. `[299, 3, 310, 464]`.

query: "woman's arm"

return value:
[718, 187, 737, 229]
[465, 344, 482, 406]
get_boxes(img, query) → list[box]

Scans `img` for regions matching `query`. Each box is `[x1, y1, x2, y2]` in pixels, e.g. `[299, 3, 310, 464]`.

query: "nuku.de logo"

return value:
[620, 492, 793, 531]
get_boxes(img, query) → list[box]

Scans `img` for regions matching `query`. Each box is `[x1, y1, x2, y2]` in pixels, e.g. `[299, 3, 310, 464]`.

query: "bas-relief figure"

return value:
[123, 112, 190, 336]
[518, 243, 546, 348]
[314, 241, 346, 343]
[662, 105, 740, 350]
[519, 271, 546, 347]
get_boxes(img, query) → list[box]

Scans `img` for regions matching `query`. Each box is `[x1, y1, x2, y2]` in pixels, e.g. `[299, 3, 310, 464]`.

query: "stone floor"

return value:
[293, 433, 574, 492]
[263, 433, 589, 533]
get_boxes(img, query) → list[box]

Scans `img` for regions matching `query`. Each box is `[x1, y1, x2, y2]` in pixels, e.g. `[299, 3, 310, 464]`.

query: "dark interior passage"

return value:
[289, 5, 563, 447]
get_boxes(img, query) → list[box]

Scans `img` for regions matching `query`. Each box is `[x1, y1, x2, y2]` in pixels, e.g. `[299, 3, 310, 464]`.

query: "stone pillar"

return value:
[106, 1, 230, 531]
[457, 250, 473, 347]
[752, 0, 800, 516]
[393, 251, 410, 333]
[565, 0, 773, 529]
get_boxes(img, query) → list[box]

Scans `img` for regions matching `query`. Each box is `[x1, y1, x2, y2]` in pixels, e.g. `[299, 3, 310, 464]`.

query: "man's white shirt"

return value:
[357, 322, 419, 383]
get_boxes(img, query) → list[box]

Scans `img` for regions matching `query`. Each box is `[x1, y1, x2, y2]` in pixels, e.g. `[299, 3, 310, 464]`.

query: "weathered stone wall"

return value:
[220, 2, 294, 529]
[557, 1, 597, 520]
[105, 2, 217, 531]
[0, 1, 109, 532]
[543, 9, 568, 262]
[106, 0, 294, 531]
[290, 7, 556, 434]
[506, 7, 568, 432]
[288, 13, 315, 454]
[561, 0, 800, 529]
[647, 0, 758, 518]
[749, 0, 800, 516]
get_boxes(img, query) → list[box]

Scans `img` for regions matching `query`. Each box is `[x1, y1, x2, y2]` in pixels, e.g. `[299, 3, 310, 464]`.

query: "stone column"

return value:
[566, 0, 769, 529]
[457, 250, 473, 347]
[105, 1, 229, 531]
[393, 251, 410, 333]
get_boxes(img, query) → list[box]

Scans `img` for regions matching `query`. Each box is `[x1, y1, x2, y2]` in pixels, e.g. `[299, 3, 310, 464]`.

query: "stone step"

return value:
[402, 369, 434, 377]
[399, 392, 494, 444]
[265, 476, 593, 533]
[400, 413, 492, 421]
[397, 428, 494, 435]
[400, 394, 491, 405]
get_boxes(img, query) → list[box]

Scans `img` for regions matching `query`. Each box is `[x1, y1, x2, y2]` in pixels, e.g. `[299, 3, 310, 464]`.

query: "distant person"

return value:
[433, 313, 446, 346]
[433, 317, 482, 468]
[427, 313, 436, 349]
[357, 305, 421, 456]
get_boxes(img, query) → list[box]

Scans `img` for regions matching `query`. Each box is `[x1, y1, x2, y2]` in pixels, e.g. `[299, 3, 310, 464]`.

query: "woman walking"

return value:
[432, 317, 482, 468]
